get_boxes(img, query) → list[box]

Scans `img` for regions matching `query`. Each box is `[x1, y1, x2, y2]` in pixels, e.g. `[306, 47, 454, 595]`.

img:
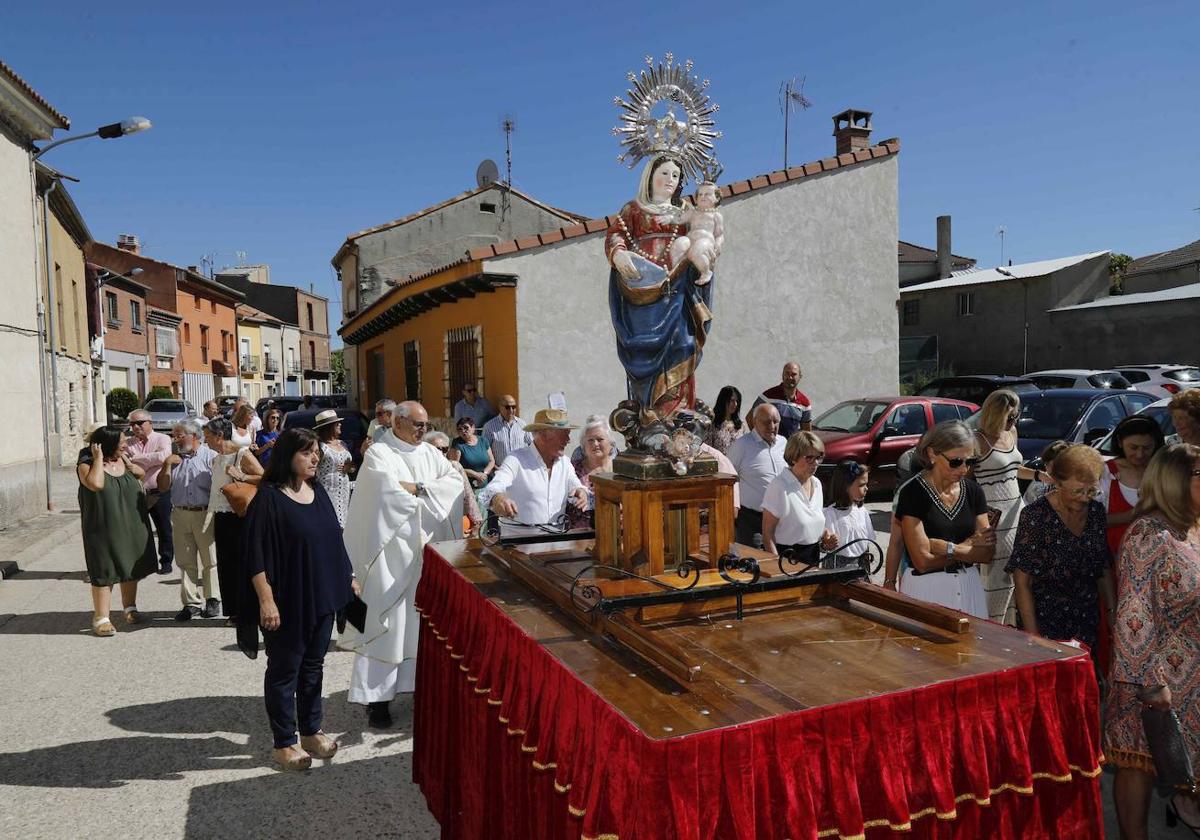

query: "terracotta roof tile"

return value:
[539, 229, 564, 245]
[749, 175, 770, 190]
[820, 157, 839, 170]
[767, 171, 787, 185]
[561, 222, 588, 238]
[0, 60, 69, 129]
[583, 218, 608, 234]
[492, 240, 519, 256]
[853, 148, 873, 162]
[730, 180, 751, 195]
[837, 152, 856, 166]
[515, 234, 542, 250]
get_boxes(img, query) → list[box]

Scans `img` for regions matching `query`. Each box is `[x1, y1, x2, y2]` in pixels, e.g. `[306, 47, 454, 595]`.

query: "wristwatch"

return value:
[946, 542, 957, 560]
[414, 482, 426, 497]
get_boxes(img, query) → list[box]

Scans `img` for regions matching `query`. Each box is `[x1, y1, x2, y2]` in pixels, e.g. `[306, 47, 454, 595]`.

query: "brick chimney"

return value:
[116, 234, 140, 255]
[832, 109, 873, 155]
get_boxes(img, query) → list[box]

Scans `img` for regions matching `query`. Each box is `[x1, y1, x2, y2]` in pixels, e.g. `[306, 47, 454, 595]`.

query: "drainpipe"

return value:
[42, 179, 62, 434]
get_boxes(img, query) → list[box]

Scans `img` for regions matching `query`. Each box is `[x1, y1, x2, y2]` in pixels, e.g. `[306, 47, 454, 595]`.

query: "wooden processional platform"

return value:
[463, 470, 1080, 731]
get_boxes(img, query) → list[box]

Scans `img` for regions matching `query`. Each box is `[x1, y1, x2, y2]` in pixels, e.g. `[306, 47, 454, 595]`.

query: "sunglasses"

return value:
[938, 453, 980, 469]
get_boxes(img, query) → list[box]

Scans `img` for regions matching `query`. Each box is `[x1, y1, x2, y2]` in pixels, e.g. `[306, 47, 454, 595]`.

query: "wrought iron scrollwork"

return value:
[568, 561, 703, 615]
[717, 551, 761, 585]
[774, 538, 885, 578]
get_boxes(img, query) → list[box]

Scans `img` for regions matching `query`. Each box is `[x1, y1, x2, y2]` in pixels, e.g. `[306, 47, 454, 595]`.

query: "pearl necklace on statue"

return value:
[615, 213, 680, 269]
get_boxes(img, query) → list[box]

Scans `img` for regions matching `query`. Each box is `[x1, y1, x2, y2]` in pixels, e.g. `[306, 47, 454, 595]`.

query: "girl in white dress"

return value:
[313, 410, 354, 528]
[823, 460, 878, 571]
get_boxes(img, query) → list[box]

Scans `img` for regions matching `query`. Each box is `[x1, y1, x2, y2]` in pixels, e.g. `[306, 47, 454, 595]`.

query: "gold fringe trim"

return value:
[520, 744, 538, 754]
[532, 759, 558, 771]
[473, 686, 490, 695]
[487, 698, 502, 706]
[1105, 747, 1158, 774]
[568, 804, 587, 818]
[554, 779, 572, 793]
[583, 834, 619, 840]
[450, 653, 464, 660]
[498, 715, 510, 724]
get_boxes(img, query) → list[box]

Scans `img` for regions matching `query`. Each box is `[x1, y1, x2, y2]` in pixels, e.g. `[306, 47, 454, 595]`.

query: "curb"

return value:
[0, 512, 80, 582]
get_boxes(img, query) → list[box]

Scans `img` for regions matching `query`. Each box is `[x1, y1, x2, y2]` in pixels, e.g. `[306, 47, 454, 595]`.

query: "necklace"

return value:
[616, 213, 680, 268]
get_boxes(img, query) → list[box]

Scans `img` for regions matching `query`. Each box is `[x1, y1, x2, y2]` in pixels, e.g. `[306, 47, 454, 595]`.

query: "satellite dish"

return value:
[476, 159, 500, 188]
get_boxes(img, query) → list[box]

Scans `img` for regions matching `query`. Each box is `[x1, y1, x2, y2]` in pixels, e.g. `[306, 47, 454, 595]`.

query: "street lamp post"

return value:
[30, 117, 150, 508]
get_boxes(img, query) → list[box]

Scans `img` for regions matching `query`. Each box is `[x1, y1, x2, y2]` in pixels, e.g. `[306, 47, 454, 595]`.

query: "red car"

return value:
[812, 396, 979, 496]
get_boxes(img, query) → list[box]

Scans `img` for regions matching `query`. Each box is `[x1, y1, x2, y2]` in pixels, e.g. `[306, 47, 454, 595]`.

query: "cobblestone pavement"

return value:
[0, 476, 1169, 838]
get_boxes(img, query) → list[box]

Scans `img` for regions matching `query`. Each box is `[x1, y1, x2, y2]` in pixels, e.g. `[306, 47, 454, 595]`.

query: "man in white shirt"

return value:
[339, 400, 463, 729]
[482, 394, 531, 466]
[726, 403, 786, 548]
[365, 398, 396, 446]
[481, 409, 588, 525]
[453, 383, 495, 428]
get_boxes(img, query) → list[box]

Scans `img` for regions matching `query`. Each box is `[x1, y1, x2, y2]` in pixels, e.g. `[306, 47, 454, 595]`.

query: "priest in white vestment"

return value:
[339, 400, 463, 727]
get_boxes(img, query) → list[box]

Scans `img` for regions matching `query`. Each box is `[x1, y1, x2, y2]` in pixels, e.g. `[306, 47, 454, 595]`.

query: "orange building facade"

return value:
[340, 261, 518, 423]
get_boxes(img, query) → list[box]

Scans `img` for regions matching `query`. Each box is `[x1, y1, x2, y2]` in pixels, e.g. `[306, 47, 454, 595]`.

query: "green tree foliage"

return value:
[106, 387, 139, 420]
[145, 386, 173, 404]
[330, 348, 347, 393]
[1109, 253, 1133, 294]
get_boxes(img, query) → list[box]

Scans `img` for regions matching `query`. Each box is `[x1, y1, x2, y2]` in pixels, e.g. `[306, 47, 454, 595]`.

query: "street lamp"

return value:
[30, 116, 151, 509]
[33, 116, 152, 160]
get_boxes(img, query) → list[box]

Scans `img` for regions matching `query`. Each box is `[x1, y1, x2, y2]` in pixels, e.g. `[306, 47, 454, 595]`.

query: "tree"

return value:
[1109, 253, 1133, 294]
[107, 387, 139, 421]
[145, 386, 173, 404]
[330, 348, 347, 393]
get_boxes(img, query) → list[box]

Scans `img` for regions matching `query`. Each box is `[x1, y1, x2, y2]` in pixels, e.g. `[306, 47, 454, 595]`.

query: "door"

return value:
[1079, 396, 1126, 443]
[870, 402, 930, 491]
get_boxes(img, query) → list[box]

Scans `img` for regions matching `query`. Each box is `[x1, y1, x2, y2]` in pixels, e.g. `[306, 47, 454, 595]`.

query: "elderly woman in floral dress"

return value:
[1104, 443, 1200, 839]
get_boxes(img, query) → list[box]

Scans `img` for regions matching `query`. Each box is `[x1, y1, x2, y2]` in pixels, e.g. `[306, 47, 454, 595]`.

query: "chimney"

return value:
[116, 234, 140, 255]
[936, 215, 952, 279]
[187, 265, 200, 274]
[832, 108, 873, 155]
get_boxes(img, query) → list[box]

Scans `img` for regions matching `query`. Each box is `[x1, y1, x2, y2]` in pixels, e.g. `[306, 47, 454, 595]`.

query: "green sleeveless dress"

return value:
[78, 470, 157, 586]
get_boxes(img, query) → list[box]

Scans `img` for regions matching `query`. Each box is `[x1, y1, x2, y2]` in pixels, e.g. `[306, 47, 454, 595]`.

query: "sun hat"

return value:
[313, 409, 341, 429]
[524, 408, 579, 431]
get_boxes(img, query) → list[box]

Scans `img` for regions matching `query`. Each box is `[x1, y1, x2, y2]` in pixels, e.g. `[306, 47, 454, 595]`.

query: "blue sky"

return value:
[4, 1, 1198, 347]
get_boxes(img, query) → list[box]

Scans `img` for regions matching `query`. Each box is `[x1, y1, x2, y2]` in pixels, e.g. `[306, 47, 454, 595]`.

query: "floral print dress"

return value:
[317, 442, 352, 528]
[1103, 514, 1200, 780]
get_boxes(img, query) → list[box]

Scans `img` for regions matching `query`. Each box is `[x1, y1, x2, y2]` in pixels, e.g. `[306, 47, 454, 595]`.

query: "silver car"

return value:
[143, 398, 197, 433]
[1113, 364, 1200, 399]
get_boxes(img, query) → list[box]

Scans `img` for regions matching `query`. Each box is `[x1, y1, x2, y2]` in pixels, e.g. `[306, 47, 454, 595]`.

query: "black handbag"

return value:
[1141, 706, 1197, 791]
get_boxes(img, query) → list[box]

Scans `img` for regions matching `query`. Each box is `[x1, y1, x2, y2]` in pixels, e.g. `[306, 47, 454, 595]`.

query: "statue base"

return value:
[612, 451, 718, 481]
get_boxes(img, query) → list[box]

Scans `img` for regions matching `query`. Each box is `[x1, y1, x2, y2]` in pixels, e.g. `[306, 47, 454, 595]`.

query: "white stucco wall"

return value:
[0, 129, 47, 524]
[499, 156, 899, 442]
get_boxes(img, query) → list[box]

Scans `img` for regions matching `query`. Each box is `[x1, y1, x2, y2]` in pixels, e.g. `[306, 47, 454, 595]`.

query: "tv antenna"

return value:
[779, 76, 812, 170]
[501, 114, 516, 219]
[996, 226, 1008, 266]
[235, 250, 248, 266]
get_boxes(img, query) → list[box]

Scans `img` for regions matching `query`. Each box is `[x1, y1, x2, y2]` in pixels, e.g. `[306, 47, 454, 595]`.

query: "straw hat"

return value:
[524, 408, 579, 431]
[313, 409, 341, 429]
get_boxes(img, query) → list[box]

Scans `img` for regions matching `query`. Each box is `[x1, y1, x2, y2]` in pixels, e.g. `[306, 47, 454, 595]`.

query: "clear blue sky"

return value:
[5, 1, 1198, 348]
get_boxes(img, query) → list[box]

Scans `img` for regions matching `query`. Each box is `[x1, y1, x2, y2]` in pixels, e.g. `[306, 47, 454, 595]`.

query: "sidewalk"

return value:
[0, 485, 440, 839]
[0, 467, 83, 581]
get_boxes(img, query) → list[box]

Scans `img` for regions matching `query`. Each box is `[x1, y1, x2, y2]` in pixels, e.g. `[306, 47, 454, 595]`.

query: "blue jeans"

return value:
[263, 612, 334, 749]
[147, 491, 173, 564]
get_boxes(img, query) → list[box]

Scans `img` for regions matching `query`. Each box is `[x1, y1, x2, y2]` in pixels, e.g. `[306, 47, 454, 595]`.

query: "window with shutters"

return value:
[443, 326, 482, 414]
[955, 292, 976, 316]
[403, 340, 421, 401]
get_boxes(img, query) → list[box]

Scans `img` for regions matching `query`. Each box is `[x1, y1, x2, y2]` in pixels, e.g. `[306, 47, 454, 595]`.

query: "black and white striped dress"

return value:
[974, 435, 1025, 624]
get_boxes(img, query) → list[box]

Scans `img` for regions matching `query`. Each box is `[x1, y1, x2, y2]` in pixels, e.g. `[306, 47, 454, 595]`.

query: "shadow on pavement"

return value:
[183, 751, 438, 839]
[0, 611, 234, 635]
[7, 570, 90, 582]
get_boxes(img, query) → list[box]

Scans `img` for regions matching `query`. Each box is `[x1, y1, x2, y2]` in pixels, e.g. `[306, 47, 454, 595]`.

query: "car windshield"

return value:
[1087, 372, 1132, 389]
[147, 401, 187, 413]
[813, 401, 889, 433]
[1015, 394, 1092, 440]
[1095, 406, 1176, 456]
[1165, 368, 1200, 382]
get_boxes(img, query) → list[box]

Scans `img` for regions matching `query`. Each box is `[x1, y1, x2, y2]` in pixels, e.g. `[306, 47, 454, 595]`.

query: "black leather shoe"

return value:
[367, 701, 393, 729]
[202, 598, 221, 618]
[157, 562, 173, 575]
[174, 606, 201, 622]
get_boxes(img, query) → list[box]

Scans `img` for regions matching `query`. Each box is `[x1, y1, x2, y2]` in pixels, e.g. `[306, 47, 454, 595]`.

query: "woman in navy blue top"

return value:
[238, 427, 356, 771]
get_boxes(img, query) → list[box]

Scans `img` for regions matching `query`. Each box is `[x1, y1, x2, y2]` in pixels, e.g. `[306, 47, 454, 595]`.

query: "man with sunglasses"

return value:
[453, 382, 496, 429]
[482, 394, 532, 466]
[125, 409, 174, 574]
[340, 400, 465, 728]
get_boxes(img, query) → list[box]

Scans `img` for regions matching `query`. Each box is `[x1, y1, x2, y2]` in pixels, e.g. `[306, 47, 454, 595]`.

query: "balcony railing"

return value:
[240, 354, 259, 373]
[287, 361, 302, 375]
[304, 355, 332, 373]
[264, 357, 279, 373]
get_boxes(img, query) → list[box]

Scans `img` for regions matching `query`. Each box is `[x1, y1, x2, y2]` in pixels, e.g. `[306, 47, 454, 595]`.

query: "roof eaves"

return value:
[0, 59, 70, 130]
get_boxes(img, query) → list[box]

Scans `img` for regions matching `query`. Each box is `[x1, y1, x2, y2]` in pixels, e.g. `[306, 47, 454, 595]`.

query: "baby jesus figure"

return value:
[669, 181, 725, 285]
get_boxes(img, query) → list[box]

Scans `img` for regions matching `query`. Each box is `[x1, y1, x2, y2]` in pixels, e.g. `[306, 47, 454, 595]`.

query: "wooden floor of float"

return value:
[433, 538, 1080, 740]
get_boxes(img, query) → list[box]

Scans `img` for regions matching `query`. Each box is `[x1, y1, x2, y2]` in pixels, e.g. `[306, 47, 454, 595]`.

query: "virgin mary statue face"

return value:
[649, 160, 681, 204]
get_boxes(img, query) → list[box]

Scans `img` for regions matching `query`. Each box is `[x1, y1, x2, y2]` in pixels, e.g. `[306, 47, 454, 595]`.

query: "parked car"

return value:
[967, 388, 1157, 463]
[916, 375, 1038, 407]
[143, 398, 197, 433]
[280, 408, 370, 472]
[812, 396, 979, 496]
[1112, 364, 1200, 398]
[1091, 397, 1178, 457]
[254, 394, 336, 420]
[216, 395, 241, 419]
[1025, 369, 1134, 391]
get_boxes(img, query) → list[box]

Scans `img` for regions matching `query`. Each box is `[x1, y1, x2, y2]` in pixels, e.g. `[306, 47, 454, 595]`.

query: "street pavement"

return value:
[0, 470, 440, 839]
[0, 472, 1174, 838]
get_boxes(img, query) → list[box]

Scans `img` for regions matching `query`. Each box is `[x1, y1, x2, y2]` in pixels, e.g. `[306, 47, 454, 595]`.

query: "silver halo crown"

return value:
[612, 53, 722, 183]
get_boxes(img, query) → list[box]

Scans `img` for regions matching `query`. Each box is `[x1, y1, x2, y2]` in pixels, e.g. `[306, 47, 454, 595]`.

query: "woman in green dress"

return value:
[77, 426, 158, 636]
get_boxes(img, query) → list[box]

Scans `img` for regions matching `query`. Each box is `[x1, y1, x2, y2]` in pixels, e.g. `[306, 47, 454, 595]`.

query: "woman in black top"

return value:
[896, 420, 995, 617]
[238, 428, 357, 771]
